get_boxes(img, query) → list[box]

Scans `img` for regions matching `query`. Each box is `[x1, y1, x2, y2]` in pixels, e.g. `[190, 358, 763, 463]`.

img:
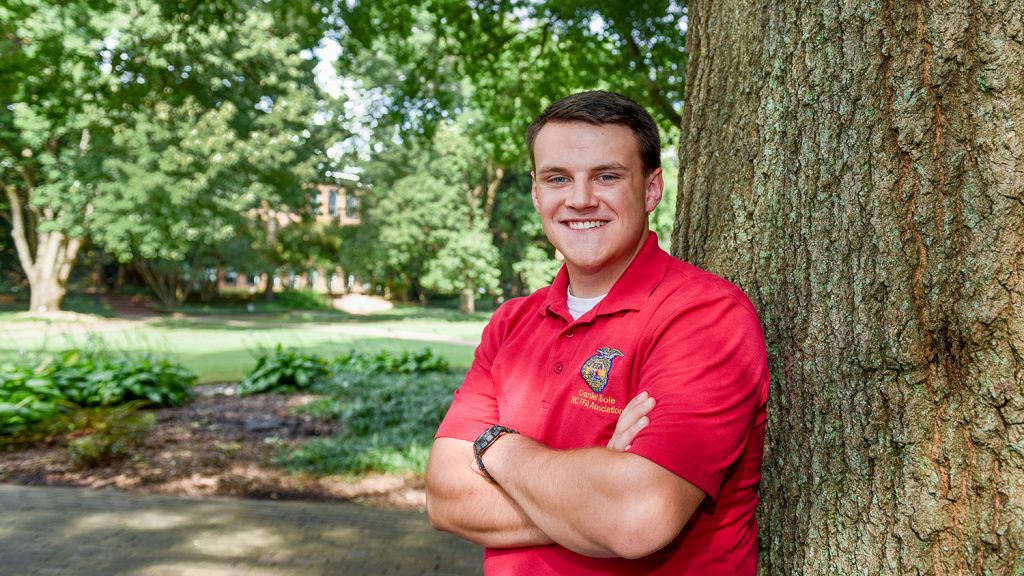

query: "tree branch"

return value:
[3, 182, 37, 278]
[483, 162, 504, 220]
[623, 30, 683, 127]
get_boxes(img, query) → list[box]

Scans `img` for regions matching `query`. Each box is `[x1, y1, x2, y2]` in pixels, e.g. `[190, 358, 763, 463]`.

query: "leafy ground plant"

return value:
[271, 289, 332, 311]
[49, 350, 195, 407]
[0, 363, 66, 435]
[63, 402, 155, 466]
[237, 345, 330, 396]
[281, 370, 461, 475]
[332, 348, 450, 374]
[0, 350, 195, 437]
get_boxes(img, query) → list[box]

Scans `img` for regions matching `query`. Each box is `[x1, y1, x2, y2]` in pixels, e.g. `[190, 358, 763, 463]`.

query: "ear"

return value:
[531, 172, 541, 212]
[644, 168, 664, 213]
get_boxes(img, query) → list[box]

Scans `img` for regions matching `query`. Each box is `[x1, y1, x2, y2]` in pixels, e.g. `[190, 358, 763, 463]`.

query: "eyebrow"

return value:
[592, 163, 630, 173]
[537, 162, 631, 175]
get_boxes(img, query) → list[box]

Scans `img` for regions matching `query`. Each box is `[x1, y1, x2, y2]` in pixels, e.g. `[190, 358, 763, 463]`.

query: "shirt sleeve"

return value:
[434, 303, 510, 442]
[625, 283, 769, 501]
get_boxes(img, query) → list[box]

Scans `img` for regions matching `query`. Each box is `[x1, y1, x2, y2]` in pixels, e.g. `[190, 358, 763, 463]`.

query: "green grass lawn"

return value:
[0, 311, 486, 383]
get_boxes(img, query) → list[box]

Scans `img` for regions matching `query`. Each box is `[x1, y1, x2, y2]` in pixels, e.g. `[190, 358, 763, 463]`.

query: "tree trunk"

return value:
[5, 185, 83, 313]
[133, 257, 187, 307]
[676, 2, 1023, 574]
[459, 287, 475, 315]
[262, 270, 275, 301]
[27, 263, 69, 313]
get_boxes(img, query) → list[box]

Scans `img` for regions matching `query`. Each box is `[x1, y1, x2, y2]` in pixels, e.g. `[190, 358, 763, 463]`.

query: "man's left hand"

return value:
[607, 391, 655, 451]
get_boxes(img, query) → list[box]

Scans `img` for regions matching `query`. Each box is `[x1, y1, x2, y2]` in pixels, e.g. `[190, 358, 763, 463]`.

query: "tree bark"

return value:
[4, 184, 83, 313]
[133, 257, 187, 307]
[675, 1, 1023, 574]
[458, 286, 475, 315]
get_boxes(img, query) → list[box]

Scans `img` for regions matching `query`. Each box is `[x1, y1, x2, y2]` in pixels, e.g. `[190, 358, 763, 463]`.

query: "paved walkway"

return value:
[0, 484, 483, 576]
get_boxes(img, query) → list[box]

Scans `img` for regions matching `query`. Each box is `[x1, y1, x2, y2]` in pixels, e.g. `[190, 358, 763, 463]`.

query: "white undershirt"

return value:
[567, 287, 607, 320]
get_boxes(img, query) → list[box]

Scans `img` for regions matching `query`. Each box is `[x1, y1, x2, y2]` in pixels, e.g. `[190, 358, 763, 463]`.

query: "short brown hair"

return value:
[526, 91, 661, 175]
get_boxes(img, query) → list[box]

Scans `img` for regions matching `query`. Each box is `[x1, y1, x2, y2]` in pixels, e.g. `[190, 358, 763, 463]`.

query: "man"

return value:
[426, 91, 769, 574]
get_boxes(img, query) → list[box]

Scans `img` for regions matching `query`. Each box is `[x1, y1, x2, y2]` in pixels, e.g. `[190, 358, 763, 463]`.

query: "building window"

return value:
[345, 193, 359, 219]
[328, 189, 338, 217]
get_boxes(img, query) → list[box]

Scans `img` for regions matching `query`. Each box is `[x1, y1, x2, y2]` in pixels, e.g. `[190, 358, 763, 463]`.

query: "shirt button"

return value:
[554, 363, 563, 373]
[565, 330, 574, 338]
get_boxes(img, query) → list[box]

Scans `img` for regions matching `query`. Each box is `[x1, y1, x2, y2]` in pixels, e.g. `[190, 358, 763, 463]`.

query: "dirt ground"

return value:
[0, 384, 427, 510]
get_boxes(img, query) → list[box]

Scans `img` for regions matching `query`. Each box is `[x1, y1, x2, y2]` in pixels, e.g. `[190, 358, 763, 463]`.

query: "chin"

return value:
[563, 254, 609, 272]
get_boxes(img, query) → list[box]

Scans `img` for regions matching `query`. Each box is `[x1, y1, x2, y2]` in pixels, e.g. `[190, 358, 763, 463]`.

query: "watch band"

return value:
[473, 424, 518, 483]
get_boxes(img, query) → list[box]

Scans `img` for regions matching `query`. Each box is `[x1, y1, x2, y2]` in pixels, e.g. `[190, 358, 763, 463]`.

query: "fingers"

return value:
[622, 391, 654, 417]
[607, 391, 655, 451]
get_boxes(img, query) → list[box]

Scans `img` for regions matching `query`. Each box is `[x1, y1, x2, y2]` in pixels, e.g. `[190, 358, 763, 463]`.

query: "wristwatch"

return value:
[473, 424, 518, 483]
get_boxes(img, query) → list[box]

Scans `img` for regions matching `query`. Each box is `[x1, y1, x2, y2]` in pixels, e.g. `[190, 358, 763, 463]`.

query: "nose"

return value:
[565, 181, 598, 210]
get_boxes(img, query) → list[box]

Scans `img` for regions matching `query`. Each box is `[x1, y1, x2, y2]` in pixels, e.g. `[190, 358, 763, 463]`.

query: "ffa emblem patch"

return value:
[580, 348, 624, 393]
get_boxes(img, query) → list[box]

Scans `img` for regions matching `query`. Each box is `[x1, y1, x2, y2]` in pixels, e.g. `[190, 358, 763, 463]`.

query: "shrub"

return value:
[0, 363, 66, 435]
[281, 435, 432, 476]
[48, 350, 195, 407]
[64, 402, 154, 466]
[0, 350, 195, 436]
[238, 345, 330, 396]
[282, 371, 461, 475]
[274, 289, 331, 311]
[332, 348, 450, 374]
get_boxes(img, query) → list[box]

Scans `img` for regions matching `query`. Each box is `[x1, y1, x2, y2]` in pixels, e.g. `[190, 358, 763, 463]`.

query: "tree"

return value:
[335, 0, 687, 164]
[675, 1, 1023, 573]
[92, 88, 327, 306]
[344, 115, 529, 310]
[355, 166, 501, 311]
[1, 0, 329, 311]
[1, 1, 115, 312]
[421, 223, 501, 314]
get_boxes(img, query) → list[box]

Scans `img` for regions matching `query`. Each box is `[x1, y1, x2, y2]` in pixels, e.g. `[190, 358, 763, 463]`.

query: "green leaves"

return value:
[332, 348, 451, 375]
[0, 349, 196, 436]
[335, 0, 687, 164]
[0, 363, 66, 435]
[238, 345, 331, 396]
[347, 118, 517, 303]
[3, 0, 333, 311]
[421, 224, 501, 295]
[238, 346, 452, 397]
[282, 370, 462, 476]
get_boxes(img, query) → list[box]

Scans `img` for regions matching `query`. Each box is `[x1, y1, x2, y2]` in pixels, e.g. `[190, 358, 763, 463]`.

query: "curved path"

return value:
[0, 484, 482, 575]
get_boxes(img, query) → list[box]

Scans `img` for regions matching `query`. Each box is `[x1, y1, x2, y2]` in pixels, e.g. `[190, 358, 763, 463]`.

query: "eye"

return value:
[547, 175, 570, 185]
[596, 174, 620, 182]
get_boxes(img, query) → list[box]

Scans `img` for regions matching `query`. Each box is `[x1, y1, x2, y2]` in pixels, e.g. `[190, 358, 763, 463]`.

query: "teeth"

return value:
[568, 221, 606, 230]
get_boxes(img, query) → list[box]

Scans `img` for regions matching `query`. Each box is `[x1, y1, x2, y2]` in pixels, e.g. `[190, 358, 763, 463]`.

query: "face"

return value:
[531, 121, 663, 296]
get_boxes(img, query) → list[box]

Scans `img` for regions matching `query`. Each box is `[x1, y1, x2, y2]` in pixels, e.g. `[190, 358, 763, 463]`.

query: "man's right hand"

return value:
[426, 390, 659, 550]
[607, 391, 655, 452]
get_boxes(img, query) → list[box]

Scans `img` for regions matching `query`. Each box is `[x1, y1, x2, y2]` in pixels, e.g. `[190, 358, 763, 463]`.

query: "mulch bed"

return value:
[0, 385, 426, 510]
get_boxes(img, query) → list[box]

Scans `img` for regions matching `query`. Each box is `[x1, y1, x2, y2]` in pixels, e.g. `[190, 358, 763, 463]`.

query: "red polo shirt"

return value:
[436, 233, 769, 575]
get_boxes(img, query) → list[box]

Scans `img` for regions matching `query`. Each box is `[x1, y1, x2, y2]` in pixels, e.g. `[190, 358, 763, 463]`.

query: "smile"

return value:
[567, 221, 607, 230]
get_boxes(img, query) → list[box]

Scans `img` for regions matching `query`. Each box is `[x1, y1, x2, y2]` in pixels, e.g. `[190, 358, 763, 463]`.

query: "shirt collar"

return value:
[541, 232, 671, 321]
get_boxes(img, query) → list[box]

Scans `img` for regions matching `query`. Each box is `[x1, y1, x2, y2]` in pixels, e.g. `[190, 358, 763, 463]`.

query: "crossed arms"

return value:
[425, 392, 706, 559]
